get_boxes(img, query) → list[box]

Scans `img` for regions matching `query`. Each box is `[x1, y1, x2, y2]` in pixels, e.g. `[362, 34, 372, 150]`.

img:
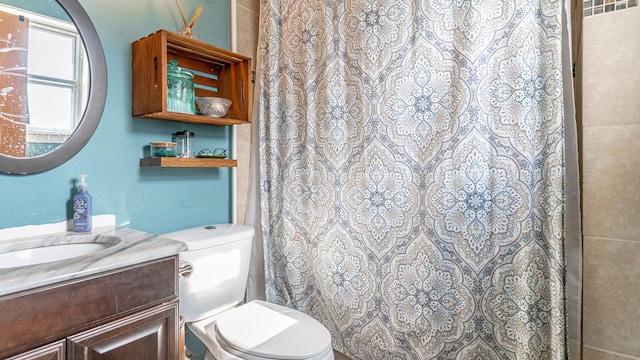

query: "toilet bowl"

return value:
[161, 224, 334, 360]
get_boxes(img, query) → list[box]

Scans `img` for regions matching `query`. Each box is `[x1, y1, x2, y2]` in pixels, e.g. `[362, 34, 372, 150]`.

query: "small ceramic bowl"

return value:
[196, 97, 232, 117]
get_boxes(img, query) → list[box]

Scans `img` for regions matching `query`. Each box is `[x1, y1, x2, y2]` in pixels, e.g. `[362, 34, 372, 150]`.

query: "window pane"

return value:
[28, 28, 75, 80]
[28, 83, 73, 131]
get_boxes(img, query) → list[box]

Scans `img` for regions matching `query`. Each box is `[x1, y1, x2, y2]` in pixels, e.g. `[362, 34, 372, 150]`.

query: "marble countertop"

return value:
[0, 226, 187, 297]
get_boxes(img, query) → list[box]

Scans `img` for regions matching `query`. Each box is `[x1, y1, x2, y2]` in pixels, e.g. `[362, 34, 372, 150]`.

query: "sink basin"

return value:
[0, 241, 116, 269]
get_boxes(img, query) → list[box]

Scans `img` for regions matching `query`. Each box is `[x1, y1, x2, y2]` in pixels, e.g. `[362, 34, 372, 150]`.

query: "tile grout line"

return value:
[583, 345, 640, 359]
[583, 236, 640, 245]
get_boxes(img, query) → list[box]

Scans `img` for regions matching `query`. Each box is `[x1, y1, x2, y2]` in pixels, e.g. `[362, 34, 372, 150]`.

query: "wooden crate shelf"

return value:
[140, 157, 237, 168]
[132, 30, 252, 126]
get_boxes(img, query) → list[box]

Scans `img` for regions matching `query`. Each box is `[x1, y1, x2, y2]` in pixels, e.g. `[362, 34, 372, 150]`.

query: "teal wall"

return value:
[0, 0, 233, 235]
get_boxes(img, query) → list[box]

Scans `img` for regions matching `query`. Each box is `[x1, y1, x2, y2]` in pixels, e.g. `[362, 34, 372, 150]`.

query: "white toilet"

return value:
[162, 224, 334, 360]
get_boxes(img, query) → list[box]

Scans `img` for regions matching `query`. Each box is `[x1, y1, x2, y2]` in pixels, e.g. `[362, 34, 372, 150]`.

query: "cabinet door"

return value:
[67, 301, 178, 360]
[6, 340, 64, 360]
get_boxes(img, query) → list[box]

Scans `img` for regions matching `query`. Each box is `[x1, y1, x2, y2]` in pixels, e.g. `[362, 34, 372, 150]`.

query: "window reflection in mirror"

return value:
[0, 3, 87, 158]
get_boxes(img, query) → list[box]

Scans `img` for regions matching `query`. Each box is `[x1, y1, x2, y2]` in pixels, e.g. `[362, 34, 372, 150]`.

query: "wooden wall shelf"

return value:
[135, 110, 247, 126]
[140, 157, 237, 168]
[132, 30, 252, 126]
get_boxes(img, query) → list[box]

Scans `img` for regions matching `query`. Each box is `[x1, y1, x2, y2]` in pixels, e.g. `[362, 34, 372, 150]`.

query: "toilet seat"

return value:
[189, 300, 334, 360]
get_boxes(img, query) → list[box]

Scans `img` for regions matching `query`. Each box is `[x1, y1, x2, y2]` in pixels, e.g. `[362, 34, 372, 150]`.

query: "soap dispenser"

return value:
[73, 174, 92, 232]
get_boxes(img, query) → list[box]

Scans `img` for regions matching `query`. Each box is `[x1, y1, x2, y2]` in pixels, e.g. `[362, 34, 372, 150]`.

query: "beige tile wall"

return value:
[234, 0, 260, 224]
[582, 7, 640, 360]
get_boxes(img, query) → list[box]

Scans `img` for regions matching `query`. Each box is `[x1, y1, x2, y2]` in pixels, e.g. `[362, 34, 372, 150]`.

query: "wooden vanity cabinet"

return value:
[5, 341, 65, 360]
[0, 256, 180, 360]
[67, 301, 177, 359]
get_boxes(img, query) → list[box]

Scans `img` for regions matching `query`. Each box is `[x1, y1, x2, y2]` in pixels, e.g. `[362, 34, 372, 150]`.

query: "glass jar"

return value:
[167, 60, 195, 114]
[150, 142, 177, 157]
[174, 129, 195, 158]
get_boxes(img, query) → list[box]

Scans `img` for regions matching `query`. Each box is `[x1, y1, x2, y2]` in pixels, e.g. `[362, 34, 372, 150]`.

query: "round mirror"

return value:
[0, 0, 106, 174]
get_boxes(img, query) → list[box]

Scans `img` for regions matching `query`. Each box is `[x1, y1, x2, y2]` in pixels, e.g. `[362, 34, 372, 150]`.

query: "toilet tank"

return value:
[161, 224, 255, 322]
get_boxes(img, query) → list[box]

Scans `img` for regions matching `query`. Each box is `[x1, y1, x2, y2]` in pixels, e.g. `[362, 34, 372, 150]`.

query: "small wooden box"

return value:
[132, 30, 252, 126]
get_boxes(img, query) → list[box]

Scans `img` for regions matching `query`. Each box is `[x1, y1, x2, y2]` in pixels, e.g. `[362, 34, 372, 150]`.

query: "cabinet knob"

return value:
[179, 262, 193, 278]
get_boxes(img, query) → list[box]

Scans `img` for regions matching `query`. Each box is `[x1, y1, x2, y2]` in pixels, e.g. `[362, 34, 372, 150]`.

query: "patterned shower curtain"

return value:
[256, 0, 571, 358]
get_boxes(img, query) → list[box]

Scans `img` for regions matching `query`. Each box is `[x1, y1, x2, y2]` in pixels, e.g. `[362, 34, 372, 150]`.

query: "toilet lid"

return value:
[215, 300, 332, 360]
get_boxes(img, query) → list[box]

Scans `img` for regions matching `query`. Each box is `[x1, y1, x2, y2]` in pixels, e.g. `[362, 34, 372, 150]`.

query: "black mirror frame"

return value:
[0, 0, 107, 175]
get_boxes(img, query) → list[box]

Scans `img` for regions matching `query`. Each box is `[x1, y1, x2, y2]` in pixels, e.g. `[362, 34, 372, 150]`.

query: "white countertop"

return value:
[0, 226, 187, 297]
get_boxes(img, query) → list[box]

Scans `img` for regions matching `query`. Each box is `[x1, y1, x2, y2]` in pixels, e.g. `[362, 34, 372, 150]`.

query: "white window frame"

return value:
[0, 4, 87, 145]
